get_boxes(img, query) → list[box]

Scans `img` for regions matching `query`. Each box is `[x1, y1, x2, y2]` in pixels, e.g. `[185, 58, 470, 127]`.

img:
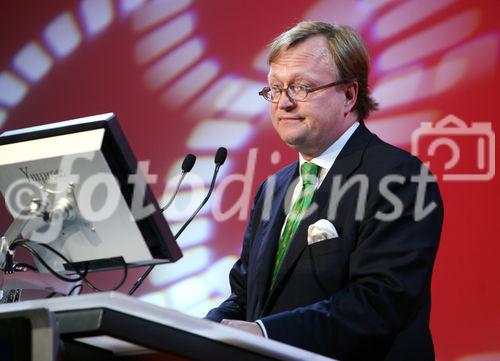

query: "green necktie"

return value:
[270, 162, 320, 288]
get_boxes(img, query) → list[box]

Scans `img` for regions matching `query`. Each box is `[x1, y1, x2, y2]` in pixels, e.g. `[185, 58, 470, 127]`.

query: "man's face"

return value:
[268, 35, 356, 159]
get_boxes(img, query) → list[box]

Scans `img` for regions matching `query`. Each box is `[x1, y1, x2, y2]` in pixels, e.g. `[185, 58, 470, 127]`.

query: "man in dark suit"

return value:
[206, 21, 443, 361]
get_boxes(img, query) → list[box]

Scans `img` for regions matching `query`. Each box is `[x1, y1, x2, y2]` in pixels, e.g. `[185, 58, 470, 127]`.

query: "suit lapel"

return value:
[313, 122, 374, 213]
[253, 163, 299, 312]
[263, 123, 374, 311]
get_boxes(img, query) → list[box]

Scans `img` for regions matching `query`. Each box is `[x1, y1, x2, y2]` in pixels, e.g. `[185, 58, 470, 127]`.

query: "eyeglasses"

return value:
[258, 79, 352, 103]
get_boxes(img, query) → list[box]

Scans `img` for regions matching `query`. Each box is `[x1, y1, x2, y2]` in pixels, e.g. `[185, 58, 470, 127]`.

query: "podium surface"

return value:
[0, 291, 335, 361]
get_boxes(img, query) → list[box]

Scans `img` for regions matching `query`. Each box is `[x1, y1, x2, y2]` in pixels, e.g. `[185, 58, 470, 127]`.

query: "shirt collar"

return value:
[299, 121, 359, 174]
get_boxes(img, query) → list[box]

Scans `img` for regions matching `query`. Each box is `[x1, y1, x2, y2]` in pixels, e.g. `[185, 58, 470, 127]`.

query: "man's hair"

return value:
[268, 21, 378, 121]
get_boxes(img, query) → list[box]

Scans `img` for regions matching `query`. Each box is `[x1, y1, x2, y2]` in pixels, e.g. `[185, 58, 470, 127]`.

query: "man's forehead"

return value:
[268, 36, 335, 79]
[275, 36, 332, 63]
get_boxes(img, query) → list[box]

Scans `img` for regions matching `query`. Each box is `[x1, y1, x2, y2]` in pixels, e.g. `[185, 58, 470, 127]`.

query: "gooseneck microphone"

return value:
[182, 153, 197, 172]
[160, 154, 196, 212]
[171, 147, 227, 240]
[128, 147, 227, 296]
[214, 147, 227, 166]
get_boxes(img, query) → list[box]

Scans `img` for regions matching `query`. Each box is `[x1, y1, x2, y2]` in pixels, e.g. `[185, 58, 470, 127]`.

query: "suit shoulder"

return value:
[362, 131, 424, 175]
[258, 161, 297, 185]
[252, 161, 297, 199]
[274, 161, 298, 178]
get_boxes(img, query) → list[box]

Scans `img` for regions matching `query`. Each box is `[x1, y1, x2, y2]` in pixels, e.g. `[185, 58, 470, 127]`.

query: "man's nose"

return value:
[277, 90, 296, 110]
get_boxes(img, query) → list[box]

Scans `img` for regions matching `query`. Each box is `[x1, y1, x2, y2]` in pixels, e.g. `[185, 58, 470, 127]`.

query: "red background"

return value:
[1, 1, 499, 360]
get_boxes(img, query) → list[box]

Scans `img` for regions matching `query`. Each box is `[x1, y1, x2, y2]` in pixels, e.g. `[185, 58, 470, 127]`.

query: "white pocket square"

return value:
[307, 219, 339, 245]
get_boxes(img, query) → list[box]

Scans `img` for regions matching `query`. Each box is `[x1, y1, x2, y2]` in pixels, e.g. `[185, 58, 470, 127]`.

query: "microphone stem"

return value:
[128, 164, 221, 296]
[160, 172, 187, 213]
[173, 164, 220, 239]
[128, 265, 154, 295]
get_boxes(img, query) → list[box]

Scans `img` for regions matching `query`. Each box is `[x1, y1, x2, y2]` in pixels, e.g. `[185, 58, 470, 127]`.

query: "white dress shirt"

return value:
[293, 121, 359, 204]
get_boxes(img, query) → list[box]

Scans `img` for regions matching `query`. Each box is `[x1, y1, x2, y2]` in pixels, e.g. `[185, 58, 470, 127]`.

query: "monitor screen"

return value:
[0, 113, 182, 273]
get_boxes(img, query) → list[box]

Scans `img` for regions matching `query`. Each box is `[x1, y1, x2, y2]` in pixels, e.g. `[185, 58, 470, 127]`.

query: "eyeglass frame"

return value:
[258, 79, 355, 103]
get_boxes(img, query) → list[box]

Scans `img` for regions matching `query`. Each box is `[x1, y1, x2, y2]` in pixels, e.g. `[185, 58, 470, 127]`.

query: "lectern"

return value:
[0, 292, 334, 361]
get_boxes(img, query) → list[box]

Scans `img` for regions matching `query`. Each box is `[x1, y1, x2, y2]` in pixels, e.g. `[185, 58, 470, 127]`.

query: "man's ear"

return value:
[343, 81, 358, 113]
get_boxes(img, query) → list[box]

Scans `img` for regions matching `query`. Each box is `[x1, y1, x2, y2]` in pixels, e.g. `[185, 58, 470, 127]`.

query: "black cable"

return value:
[20, 241, 89, 278]
[12, 243, 83, 283]
[13, 262, 38, 272]
[83, 261, 128, 292]
[25, 239, 127, 291]
[10, 240, 87, 280]
[9, 240, 128, 292]
[67, 283, 83, 296]
[45, 291, 62, 299]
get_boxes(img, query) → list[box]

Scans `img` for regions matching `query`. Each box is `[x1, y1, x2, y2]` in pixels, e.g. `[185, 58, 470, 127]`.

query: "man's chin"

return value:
[283, 137, 304, 149]
[284, 139, 310, 156]
[279, 130, 305, 144]
[282, 137, 322, 160]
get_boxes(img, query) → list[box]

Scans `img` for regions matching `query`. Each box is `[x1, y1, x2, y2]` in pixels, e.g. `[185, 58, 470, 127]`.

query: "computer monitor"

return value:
[0, 113, 182, 274]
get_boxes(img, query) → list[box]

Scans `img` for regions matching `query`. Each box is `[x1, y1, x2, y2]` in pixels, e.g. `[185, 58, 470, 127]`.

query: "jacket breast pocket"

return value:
[301, 236, 350, 292]
[307, 236, 344, 256]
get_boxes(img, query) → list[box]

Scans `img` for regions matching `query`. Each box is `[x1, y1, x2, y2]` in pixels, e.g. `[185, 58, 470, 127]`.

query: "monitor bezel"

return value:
[0, 113, 182, 272]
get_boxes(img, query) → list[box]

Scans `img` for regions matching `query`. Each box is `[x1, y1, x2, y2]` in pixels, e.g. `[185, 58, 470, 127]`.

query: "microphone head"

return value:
[215, 147, 227, 166]
[181, 153, 196, 172]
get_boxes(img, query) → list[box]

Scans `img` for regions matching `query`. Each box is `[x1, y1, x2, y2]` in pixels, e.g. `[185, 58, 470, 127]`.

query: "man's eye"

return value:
[270, 85, 282, 94]
[291, 84, 308, 92]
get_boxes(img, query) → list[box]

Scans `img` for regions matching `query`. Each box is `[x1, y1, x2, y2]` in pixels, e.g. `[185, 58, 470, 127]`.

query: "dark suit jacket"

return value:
[206, 123, 443, 361]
